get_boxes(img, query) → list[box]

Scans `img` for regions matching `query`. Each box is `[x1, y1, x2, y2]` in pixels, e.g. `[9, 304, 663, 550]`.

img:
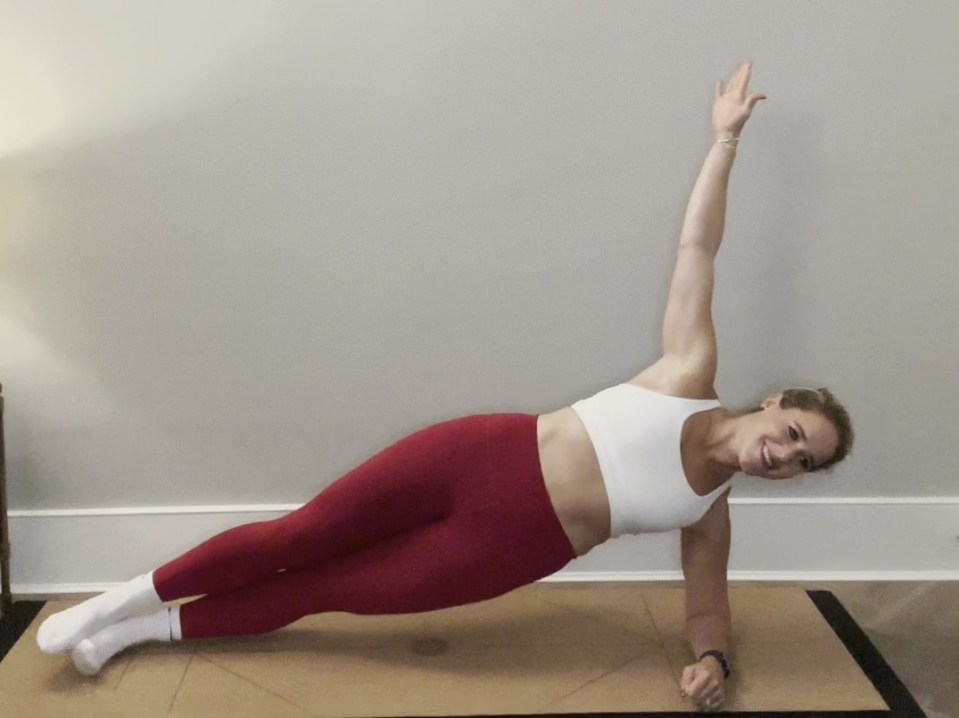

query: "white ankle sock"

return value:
[37, 572, 164, 655]
[72, 606, 179, 676]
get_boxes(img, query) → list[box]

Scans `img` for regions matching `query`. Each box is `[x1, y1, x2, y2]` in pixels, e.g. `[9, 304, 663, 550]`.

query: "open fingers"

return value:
[747, 91, 767, 110]
[733, 60, 752, 96]
[718, 61, 753, 99]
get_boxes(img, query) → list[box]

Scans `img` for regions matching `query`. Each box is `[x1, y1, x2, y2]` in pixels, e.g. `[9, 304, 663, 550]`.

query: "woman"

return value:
[38, 60, 852, 713]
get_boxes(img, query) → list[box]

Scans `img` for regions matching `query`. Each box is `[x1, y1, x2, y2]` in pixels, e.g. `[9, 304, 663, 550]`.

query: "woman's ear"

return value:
[761, 392, 784, 410]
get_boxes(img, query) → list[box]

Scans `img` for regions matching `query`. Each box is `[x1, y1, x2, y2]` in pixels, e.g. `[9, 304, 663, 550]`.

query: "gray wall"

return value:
[1, 1, 956, 510]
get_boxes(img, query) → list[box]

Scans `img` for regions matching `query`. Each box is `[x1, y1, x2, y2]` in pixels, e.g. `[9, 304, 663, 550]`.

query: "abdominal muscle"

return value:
[536, 407, 612, 557]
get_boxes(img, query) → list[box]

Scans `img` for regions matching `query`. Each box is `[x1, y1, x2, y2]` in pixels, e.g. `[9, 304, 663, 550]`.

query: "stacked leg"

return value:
[40, 413, 576, 670]
[173, 413, 575, 638]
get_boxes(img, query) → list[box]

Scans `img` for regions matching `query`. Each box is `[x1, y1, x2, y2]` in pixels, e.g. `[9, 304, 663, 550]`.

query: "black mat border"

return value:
[0, 600, 44, 663]
[804, 590, 926, 718]
[0, 591, 927, 716]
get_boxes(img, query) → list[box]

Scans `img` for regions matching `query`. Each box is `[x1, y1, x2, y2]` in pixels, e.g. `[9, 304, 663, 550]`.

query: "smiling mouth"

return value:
[762, 443, 773, 470]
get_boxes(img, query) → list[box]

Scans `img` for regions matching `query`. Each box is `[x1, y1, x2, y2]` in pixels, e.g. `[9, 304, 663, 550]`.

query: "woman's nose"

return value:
[777, 445, 798, 466]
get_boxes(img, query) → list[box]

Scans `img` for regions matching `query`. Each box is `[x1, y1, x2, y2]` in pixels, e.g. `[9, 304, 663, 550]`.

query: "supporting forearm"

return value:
[685, 611, 733, 666]
[678, 136, 738, 254]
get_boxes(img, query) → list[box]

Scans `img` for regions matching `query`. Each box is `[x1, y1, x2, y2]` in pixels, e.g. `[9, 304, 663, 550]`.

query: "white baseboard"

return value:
[9, 497, 959, 597]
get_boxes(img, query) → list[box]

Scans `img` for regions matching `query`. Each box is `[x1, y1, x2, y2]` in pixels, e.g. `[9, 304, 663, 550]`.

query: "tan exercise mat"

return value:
[1, 584, 889, 716]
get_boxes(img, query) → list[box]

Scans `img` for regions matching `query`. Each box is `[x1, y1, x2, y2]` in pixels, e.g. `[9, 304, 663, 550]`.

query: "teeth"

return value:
[763, 444, 772, 468]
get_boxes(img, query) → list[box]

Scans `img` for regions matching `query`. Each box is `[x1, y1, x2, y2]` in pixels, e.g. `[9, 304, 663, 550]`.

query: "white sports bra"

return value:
[571, 383, 731, 538]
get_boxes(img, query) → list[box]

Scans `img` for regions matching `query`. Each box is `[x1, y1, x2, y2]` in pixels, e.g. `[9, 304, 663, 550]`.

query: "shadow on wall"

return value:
[0, 2, 313, 505]
[0, 0, 299, 160]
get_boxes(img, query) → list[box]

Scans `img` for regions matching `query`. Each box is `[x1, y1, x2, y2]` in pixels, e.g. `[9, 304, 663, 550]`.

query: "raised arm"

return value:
[660, 62, 766, 369]
[670, 63, 766, 711]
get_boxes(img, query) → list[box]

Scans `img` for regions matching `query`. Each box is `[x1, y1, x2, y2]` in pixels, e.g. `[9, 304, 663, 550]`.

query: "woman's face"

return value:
[740, 397, 840, 479]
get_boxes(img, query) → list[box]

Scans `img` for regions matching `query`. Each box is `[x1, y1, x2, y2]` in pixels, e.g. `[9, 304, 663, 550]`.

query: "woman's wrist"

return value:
[699, 650, 732, 680]
[714, 131, 740, 152]
[714, 130, 740, 142]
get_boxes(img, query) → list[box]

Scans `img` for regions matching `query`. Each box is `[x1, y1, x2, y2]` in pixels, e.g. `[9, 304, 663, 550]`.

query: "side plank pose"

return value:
[37, 61, 853, 713]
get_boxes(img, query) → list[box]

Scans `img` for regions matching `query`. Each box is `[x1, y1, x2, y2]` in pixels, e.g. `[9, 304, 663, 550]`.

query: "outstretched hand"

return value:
[713, 60, 767, 138]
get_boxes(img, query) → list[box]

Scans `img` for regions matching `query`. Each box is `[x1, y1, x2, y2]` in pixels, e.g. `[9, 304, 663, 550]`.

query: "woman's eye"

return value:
[789, 427, 798, 440]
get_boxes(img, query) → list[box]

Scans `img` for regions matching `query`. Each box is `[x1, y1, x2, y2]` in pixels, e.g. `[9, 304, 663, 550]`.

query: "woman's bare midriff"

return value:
[536, 407, 611, 557]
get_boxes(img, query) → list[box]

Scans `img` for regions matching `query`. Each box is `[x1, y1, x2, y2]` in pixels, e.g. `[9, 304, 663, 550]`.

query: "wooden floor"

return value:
[7, 580, 957, 716]
[749, 580, 958, 718]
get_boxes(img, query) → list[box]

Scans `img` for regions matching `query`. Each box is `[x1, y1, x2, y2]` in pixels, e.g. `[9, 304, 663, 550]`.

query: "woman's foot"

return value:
[72, 607, 177, 676]
[37, 573, 163, 655]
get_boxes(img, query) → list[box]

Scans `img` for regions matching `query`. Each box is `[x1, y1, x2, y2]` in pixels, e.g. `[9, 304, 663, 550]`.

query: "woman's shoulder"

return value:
[628, 355, 718, 401]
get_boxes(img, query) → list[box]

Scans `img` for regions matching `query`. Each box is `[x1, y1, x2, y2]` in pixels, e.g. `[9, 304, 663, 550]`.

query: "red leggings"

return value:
[151, 413, 576, 639]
